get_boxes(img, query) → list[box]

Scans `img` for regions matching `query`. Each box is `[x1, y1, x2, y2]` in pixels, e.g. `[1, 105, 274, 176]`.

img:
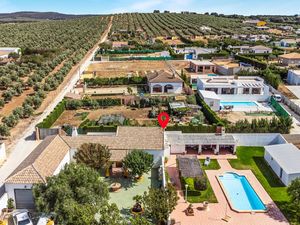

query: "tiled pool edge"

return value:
[216, 173, 267, 213]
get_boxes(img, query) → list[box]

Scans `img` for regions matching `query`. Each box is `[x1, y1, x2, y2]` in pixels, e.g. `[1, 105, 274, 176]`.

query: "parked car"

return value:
[273, 94, 282, 102]
[12, 210, 33, 225]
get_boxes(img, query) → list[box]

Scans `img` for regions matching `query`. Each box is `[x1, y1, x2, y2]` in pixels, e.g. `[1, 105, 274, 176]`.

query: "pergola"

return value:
[167, 132, 237, 154]
[177, 155, 203, 178]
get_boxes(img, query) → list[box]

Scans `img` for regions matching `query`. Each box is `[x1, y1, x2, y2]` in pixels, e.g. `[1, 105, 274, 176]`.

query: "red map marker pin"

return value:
[157, 112, 170, 129]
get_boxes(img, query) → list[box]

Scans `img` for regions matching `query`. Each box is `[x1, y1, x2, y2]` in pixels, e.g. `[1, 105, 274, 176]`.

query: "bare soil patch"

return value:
[85, 60, 189, 78]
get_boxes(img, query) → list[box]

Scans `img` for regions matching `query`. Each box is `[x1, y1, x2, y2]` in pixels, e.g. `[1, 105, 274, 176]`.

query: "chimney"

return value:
[72, 127, 78, 137]
[216, 126, 225, 136]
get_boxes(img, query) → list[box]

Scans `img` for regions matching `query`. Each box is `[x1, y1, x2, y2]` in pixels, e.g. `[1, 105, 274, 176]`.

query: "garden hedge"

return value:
[235, 54, 267, 70]
[37, 100, 66, 128]
[166, 124, 216, 133]
[195, 93, 224, 125]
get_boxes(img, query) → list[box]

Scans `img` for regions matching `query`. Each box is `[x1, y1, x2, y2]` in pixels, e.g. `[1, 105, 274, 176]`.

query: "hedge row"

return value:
[235, 54, 267, 70]
[65, 98, 122, 110]
[37, 100, 66, 128]
[110, 56, 173, 61]
[198, 52, 229, 59]
[195, 93, 224, 125]
[106, 49, 160, 54]
[166, 124, 216, 133]
[84, 76, 147, 87]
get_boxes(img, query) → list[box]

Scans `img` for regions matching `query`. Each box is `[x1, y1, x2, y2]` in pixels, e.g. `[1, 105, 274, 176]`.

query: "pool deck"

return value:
[166, 155, 289, 225]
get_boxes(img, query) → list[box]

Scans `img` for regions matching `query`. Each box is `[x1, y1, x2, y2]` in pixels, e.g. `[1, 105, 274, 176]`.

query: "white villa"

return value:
[197, 75, 270, 102]
[147, 70, 183, 94]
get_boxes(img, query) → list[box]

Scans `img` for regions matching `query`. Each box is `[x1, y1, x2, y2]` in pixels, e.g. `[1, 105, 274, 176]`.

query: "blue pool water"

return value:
[220, 101, 258, 107]
[208, 73, 217, 77]
[218, 172, 266, 211]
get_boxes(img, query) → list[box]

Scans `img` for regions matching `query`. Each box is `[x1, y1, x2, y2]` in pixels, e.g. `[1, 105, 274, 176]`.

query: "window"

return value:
[205, 66, 211, 70]
[221, 88, 235, 95]
[243, 88, 250, 94]
[209, 101, 214, 107]
[252, 88, 261, 94]
[192, 78, 197, 84]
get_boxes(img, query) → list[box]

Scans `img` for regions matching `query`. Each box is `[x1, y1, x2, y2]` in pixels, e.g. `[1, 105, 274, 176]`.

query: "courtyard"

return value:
[165, 148, 289, 225]
[106, 169, 161, 217]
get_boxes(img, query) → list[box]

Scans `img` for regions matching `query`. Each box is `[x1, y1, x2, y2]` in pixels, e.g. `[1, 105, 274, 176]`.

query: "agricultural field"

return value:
[111, 13, 269, 41]
[0, 16, 111, 138]
[84, 60, 189, 78]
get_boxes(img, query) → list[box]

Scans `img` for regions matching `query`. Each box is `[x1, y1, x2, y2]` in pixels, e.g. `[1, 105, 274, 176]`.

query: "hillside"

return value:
[0, 11, 93, 22]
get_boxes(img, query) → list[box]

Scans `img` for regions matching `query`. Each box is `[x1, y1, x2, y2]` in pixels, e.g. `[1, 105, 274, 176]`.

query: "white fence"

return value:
[232, 133, 287, 146]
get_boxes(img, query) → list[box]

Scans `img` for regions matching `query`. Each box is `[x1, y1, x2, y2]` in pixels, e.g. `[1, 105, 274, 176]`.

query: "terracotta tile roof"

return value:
[279, 52, 300, 59]
[5, 127, 164, 184]
[62, 126, 164, 151]
[147, 70, 183, 83]
[5, 135, 71, 184]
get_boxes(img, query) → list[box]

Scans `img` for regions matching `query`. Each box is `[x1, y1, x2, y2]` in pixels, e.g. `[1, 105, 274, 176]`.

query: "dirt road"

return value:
[0, 16, 114, 184]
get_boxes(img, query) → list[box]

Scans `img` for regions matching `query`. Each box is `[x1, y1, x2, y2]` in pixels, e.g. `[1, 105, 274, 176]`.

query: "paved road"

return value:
[0, 17, 113, 184]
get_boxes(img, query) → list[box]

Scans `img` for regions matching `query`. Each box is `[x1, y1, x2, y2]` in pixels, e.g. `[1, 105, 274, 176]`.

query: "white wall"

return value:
[0, 143, 6, 162]
[264, 151, 295, 186]
[287, 173, 300, 186]
[5, 183, 33, 204]
[146, 150, 164, 168]
[203, 97, 220, 111]
[232, 133, 287, 146]
[287, 71, 300, 85]
[53, 152, 71, 175]
[0, 192, 8, 210]
[170, 144, 185, 154]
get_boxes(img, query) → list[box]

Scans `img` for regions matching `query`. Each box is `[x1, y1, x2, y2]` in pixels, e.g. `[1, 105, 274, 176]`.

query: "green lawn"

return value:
[184, 159, 219, 203]
[200, 159, 221, 170]
[229, 146, 292, 222]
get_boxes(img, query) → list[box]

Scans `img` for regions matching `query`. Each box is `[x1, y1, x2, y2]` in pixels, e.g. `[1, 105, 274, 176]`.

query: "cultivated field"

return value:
[84, 60, 189, 78]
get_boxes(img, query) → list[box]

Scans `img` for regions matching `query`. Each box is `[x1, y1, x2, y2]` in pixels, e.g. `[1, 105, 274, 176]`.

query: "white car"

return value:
[273, 94, 282, 102]
[12, 210, 33, 225]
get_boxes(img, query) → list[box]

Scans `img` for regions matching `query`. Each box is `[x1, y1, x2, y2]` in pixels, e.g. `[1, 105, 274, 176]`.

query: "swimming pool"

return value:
[220, 101, 258, 107]
[218, 172, 266, 212]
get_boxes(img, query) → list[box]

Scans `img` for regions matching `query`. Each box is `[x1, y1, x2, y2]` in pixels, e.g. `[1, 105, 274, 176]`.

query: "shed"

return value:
[264, 143, 300, 186]
[177, 156, 203, 178]
[198, 90, 220, 111]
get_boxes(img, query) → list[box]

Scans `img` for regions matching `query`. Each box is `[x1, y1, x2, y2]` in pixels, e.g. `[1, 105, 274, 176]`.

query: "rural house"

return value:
[147, 70, 183, 94]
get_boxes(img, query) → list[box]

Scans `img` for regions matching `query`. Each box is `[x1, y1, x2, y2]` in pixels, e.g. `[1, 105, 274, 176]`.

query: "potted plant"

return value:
[131, 195, 144, 215]
[7, 198, 14, 212]
[186, 204, 194, 216]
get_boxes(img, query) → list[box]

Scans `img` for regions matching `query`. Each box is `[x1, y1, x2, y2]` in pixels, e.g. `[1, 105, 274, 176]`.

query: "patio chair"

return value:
[204, 157, 211, 166]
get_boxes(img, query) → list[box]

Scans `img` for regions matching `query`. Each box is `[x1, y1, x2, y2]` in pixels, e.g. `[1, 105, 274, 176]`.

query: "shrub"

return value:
[194, 177, 207, 191]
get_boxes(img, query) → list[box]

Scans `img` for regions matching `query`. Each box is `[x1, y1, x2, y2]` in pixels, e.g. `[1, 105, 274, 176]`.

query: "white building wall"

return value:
[170, 144, 185, 154]
[0, 193, 8, 210]
[0, 143, 6, 162]
[5, 183, 33, 203]
[150, 82, 182, 94]
[264, 151, 282, 177]
[146, 150, 164, 168]
[203, 97, 220, 111]
[287, 173, 300, 186]
[287, 70, 300, 85]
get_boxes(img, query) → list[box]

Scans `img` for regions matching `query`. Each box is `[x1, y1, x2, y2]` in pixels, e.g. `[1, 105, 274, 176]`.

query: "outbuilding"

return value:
[198, 90, 220, 111]
[264, 143, 300, 186]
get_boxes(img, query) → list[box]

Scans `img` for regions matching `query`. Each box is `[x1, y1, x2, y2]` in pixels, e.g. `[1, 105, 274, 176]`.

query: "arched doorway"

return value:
[164, 84, 174, 93]
[152, 84, 162, 93]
